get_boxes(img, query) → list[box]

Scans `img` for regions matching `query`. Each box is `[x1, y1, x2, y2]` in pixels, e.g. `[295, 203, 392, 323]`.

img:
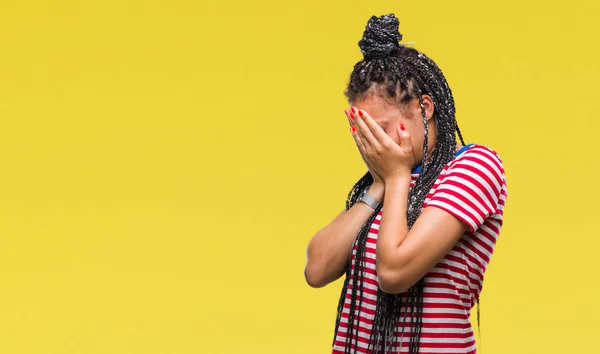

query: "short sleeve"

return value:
[425, 146, 506, 232]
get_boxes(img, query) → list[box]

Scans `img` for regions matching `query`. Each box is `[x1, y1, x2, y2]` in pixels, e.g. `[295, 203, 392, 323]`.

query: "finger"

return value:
[356, 108, 389, 144]
[351, 125, 368, 154]
[344, 109, 355, 128]
[351, 108, 377, 149]
[397, 123, 413, 150]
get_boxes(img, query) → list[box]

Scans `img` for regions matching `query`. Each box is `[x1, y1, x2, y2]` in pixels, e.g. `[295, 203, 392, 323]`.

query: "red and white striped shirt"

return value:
[333, 144, 507, 354]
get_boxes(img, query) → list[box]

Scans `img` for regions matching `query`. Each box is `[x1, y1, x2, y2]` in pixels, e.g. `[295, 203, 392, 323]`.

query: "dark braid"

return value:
[456, 124, 466, 146]
[333, 14, 465, 353]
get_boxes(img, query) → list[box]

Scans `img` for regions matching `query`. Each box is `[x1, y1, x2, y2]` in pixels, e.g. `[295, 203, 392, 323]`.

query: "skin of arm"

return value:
[304, 182, 384, 288]
[376, 177, 468, 294]
[349, 107, 468, 294]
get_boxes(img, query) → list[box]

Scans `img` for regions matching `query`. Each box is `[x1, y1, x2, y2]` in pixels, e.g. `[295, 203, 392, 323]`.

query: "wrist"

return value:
[368, 182, 385, 202]
[384, 176, 411, 192]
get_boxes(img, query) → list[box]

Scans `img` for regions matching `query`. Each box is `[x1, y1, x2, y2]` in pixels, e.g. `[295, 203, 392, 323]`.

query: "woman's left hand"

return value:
[350, 108, 415, 182]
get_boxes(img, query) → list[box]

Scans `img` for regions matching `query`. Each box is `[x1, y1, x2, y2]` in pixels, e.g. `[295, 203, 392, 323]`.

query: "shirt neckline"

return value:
[411, 144, 475, 174]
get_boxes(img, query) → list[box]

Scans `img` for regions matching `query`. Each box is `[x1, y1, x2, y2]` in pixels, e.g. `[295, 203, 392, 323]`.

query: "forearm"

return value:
[377, 177, 412, 291]
[305, 183, 384, 288]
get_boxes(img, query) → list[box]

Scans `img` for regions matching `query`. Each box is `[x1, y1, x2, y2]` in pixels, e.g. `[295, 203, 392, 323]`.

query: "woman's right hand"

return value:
[345, 109, 385, 201]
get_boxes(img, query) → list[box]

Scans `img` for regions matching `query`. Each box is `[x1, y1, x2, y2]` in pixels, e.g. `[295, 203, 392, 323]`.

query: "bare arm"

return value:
[343, 107, 505, 295]
[304, 182, 384, 288]
[376, 178, 468, 294]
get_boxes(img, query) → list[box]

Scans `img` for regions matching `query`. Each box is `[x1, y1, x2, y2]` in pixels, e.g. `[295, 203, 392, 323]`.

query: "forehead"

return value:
[351, 95, 403, 125]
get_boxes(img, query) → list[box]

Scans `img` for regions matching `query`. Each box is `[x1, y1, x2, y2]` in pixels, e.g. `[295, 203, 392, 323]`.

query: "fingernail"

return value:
[358, 111, 364, 117]
[350, 112, 355, 120]
[351, 107, 357, 114]
[400, 123, 405, 131]
[351, 126, 356, 132]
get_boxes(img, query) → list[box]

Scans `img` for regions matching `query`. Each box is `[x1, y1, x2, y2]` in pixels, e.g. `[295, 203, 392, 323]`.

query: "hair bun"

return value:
[358, 13, 403, 59]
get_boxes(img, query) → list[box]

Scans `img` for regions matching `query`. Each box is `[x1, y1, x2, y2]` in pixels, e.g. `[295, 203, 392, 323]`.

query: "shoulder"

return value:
[451, 144, 505, 173]
[427, 144, 507, 232]
[446, 144, 507, 188]
[433, 143, 508, 212]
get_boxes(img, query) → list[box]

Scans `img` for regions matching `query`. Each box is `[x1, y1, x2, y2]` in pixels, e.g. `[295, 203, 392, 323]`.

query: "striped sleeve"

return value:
[426, 146, 506, 232]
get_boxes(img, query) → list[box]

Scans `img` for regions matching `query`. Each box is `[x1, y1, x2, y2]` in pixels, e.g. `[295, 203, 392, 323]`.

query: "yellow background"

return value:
[0, 1, 598, 353]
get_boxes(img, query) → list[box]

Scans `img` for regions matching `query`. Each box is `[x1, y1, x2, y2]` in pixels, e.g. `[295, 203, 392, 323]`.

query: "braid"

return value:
[456, 124, 466, 146]
[335, 14, 464, 354]
[334, 170, 382, 352]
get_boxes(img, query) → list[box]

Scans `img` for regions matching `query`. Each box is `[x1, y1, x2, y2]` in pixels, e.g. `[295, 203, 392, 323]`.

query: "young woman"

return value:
[304, 14, 508, 354]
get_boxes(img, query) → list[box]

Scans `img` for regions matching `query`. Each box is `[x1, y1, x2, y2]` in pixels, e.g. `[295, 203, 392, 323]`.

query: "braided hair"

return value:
[333, 14, 467, 353]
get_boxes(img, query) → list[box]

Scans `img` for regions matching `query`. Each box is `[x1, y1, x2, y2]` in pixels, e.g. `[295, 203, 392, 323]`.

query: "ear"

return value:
[420, 94, 435, 122]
